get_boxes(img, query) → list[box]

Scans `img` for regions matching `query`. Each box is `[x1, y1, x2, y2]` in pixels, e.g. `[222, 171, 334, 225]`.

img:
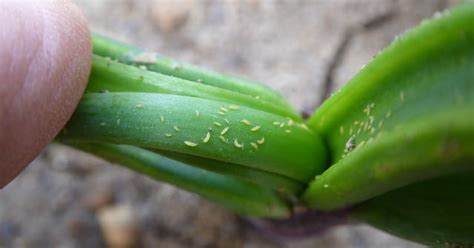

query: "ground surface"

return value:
[0, 0, 460, 247]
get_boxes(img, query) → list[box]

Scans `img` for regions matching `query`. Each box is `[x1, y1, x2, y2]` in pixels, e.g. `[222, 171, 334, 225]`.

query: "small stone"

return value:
[98, 205, 140, 247]
[151, 0, 195, 33]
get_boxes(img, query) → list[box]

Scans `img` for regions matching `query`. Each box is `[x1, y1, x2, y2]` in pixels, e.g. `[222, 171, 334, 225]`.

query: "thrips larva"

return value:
[203, 132, 211, 143]
[250, 142, 258, 150]
[234, 139, 244, 149]
[220, 127, 229, 135]
[241, 119, 251, 126]
[287, 119, 294, 126]
[219, 135, 227, 143]
[251, 126, 261, 132]
[184, 141, 198, 147]
[220, 107, 228, 112]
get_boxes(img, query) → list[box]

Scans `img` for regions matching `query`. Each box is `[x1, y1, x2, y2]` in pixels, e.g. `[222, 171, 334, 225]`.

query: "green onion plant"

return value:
[59, 2, 474, 246]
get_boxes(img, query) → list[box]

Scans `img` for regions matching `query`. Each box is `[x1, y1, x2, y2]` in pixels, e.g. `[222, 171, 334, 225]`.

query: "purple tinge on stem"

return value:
[245, 208, 352, 241]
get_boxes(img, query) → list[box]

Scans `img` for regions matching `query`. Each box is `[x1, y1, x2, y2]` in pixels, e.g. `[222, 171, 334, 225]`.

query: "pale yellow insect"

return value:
[241, 119, 251, 126]
[184, 141, 198, 147]
[251, 126, 261, 132]
[203, 132, 211, 143]
[220, 127, 229, 135]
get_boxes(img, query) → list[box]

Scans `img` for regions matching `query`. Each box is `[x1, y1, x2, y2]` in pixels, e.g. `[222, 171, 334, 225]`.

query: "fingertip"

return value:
[0, 1, 91, 188]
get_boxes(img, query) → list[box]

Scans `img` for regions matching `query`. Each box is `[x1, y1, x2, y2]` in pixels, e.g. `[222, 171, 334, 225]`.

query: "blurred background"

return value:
[0, 0, 461, 247]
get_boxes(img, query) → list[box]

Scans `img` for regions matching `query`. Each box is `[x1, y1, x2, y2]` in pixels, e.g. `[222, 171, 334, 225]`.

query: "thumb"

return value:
[0, 1, 91, 188]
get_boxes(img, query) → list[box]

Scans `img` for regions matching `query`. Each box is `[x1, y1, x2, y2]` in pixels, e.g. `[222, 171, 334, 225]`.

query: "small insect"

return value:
[219, 135, 228, 143]
[224, 118, 230, 124]
[285, 129, 291, 133]
[133, 52, 157, 64]
[220, 127, 229, 135]
[368, 116, 374, 125]
[279, 123, 285, 128]
[136, 104, 143, 108]
[228, 105, 240, 110]
[234, 139, 244, 149]
[241, 119, 251, 126]
[214, 122, 222, 127]
[218, 111, 226, 115]
[344, 135, 356, 153]
[197, 79, 203, 83]
[195, 110, 200, 117]
[273, 121, 280, 126]
[250, 142, 258, 150]
[299, 123, 310, 130]
[220, 107, 228, 112]
[174, 126, 180, 131]
[165, 133, 173, 137]
[203, 132, 211, 143]
[160, 114, 165, 123]
[251, 126, 261, 132]
[257, 137, 265, 145]
[287, 119, 294, 126]
[184, 141, 198, 147]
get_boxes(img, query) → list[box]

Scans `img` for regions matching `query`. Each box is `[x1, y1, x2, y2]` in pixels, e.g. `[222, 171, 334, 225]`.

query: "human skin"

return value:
[0, 1, 91, 188]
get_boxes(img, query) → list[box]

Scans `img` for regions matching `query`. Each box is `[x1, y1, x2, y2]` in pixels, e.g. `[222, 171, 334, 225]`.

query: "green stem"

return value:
[156, 150, 304, 198]
[303, 110, 474, 210]
[61, 92, 327, 182]
[88, 55, 302, 121]
[92, 33, 296, 112]
[66, 141, 291, 218]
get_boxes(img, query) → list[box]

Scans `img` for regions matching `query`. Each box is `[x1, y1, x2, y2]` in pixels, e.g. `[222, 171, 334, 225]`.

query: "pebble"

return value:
[98, 205, 140, 247]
